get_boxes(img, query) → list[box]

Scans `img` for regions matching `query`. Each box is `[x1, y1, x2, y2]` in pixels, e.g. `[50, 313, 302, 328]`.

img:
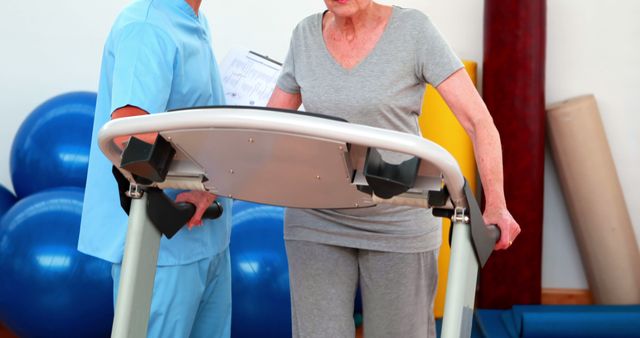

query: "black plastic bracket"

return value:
[428, 186, 450, 207]
[429, 185, 453, 219]
[111, 166, 223, 239]
[145, 188, 223, 239]
[120, 135, 176, 183]
[113, 166, 132, 215]
[462, 181, 501, 268]
[363, 148, 420, 199]
[427, 178, 501, 268]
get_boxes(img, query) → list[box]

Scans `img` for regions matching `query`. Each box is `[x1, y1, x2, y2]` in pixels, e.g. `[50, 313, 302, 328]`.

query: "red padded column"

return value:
[479, 0, 546, 308]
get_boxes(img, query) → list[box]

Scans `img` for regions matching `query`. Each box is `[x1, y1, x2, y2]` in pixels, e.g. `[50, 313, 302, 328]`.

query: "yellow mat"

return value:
[419, 61, 478, 317]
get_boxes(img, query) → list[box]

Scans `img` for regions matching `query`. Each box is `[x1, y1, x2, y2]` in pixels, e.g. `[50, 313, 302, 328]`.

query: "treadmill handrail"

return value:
[98, 107, 467, 207]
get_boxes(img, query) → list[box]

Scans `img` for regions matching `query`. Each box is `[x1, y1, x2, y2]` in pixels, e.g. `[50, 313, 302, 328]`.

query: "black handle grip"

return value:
[176, 201, 224, 220]
[487, 224, 501, 244]
[463, 182, 502, 267]
[145, 188, 224, 239]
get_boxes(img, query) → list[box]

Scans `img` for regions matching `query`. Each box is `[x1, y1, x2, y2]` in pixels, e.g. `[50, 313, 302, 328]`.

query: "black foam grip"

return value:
[176, 201, 223, 220]
[146, 189, 224, 239]
[487, 224, 501, 243]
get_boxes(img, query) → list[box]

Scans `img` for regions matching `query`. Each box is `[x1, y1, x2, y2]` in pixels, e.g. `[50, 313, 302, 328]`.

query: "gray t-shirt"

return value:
[276, 6, 463, 253]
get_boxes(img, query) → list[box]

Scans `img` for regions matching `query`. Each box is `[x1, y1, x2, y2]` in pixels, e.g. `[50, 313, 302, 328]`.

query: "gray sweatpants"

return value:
[285, 240, 438, 338]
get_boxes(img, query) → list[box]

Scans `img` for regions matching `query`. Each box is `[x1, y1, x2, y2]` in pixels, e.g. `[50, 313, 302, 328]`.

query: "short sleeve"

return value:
[276, 34, 301, 94]
[415, 14, 464, 87]
[111, 23, 177, 114]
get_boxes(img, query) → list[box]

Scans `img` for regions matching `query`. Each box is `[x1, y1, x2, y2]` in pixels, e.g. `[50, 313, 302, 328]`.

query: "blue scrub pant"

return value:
[112, 248, 232, 338]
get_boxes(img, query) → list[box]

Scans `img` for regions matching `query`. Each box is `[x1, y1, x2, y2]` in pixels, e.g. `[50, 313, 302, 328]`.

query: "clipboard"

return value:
[219, 49, 283, 107]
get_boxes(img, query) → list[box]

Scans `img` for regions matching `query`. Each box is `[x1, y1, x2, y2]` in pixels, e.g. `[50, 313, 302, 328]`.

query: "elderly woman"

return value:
[267, 1, 520, 337]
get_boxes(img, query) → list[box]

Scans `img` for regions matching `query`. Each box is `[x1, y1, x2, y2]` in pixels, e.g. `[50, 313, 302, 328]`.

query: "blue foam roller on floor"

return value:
[504, 305, 640, 338]
[434, 314, 486, 338]
[474, 310, 511, 338]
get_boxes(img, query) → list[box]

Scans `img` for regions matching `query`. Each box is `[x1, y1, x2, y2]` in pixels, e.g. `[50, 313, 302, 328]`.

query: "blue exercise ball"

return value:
[230, 201, 291, 338]
[0, 184, 16, 220]
[0, 187, 113, 338]
[10, 92, 96, 198]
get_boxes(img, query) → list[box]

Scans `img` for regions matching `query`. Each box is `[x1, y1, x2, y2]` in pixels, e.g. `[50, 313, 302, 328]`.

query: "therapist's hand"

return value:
[111, 105, 158, 150]
[175, 191, 217, 229]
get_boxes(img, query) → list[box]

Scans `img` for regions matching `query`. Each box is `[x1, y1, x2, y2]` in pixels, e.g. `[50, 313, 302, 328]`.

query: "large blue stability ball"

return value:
[0, 187, 113, 338]
[0, 184, 16, 218]
[230, 201, 291, 338]
[10, 92, 96, 198]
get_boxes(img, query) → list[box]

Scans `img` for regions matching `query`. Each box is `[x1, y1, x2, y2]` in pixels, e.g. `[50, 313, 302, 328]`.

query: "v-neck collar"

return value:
[318, 6, 397, 74]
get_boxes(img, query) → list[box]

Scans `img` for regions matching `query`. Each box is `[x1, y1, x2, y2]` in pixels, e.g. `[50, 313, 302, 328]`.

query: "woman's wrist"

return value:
[483, 193, 507, 210]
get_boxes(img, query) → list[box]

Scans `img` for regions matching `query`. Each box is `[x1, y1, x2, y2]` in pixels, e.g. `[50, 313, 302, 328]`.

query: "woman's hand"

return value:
[175, 191, 217, 229]
[483, 206, 521, 250]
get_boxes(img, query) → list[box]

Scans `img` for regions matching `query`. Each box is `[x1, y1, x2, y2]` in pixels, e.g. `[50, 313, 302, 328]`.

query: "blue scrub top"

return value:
[79, 0, 231, 265]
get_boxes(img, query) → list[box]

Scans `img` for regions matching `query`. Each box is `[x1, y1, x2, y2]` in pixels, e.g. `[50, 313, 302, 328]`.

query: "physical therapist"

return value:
[78, 0, 232, 337]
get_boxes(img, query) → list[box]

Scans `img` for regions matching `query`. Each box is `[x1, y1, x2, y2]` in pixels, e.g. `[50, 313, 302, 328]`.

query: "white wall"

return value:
[543, 0, 640, 289]
[0, 0, 637, 290]
[0, 1, 129, 191]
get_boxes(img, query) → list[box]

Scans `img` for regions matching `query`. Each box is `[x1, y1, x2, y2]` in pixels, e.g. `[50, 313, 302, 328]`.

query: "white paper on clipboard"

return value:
[219, 49, 283, 107]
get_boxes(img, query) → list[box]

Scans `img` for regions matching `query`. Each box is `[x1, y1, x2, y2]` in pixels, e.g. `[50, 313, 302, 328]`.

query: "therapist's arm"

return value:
[111, 105, 158, 149]
[112, 105, 216, 228]
[267, 87, 302, 110]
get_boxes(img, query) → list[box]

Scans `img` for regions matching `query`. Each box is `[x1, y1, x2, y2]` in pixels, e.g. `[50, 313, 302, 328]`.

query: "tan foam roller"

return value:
[547, 94, 640, 304]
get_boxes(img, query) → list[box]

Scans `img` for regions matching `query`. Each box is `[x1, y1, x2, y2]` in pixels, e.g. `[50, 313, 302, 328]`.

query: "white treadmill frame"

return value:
[99, 107, 489, 338]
